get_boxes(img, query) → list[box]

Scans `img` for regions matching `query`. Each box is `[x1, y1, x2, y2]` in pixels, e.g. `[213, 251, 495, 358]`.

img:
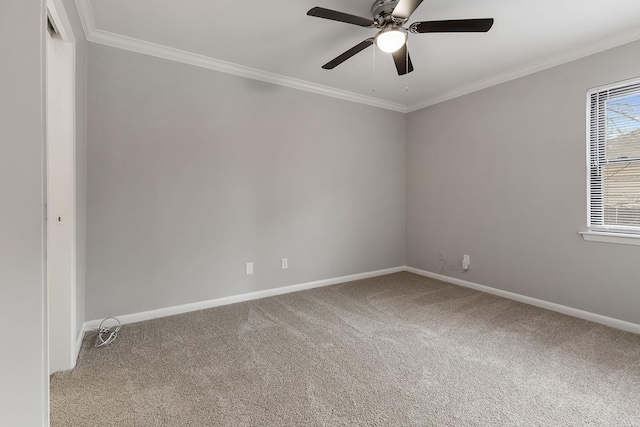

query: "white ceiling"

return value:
[78, 0, 640, 112]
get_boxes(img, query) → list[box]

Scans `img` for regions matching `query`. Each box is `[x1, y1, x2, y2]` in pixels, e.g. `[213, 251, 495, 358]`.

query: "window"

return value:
[586, 78, 640, 242]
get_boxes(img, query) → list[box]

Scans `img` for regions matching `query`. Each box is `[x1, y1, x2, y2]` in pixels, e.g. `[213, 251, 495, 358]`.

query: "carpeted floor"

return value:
[50, 272, 640, 426]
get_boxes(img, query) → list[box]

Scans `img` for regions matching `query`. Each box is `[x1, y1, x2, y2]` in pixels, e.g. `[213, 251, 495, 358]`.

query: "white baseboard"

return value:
[84, 266, 405, 330]
[83, 265, 640, 336]
[406, 266, 640, 335]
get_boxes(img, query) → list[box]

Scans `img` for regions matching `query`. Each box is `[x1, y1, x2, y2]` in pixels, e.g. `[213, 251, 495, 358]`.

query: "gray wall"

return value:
[0, 0, 47, 424]
[86, 44, 406, 320]
[407, 39, 640, 325]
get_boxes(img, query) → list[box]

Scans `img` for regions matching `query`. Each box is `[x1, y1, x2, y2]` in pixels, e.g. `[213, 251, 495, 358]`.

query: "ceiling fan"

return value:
[307, 0, 494, 75]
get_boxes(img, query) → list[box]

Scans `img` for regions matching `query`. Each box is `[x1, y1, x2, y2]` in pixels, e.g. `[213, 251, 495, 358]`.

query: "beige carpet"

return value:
[51, 272, 640, 426]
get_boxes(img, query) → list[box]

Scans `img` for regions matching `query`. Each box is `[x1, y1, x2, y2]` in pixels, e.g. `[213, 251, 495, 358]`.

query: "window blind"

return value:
[588, 79, 640, 233]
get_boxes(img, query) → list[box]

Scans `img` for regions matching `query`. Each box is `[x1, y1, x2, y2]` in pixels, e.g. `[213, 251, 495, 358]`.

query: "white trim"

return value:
[73, 1, 405, 113]
[406, 27, 640, 113]
[588, 74, 640, 95]
[94, 30, 407, 113]
[41, 3, 49, 425]
[73, 0, 95, 39]
[46, 0, 79, 374]
[82, 266, 640, 342]
[580, 231, 640, 246]
[73, 322, 85, 368]
[70, 41, 78, 371]
[406, 266, 640, 335]
[48, 0, 75, 43]
[84, 266, 405, 330]
[74, 0, 640, 114]
[585, 89, 592, 232]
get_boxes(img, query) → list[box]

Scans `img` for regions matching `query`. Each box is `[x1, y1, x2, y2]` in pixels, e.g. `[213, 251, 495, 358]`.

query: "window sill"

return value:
[580, 231, 640, 246]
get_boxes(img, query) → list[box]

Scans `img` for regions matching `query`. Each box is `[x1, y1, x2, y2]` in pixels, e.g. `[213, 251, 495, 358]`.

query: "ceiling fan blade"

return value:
[307, 7, 375, 27]
[391, 45, 414, 76]
[411, 18, 494, 33]
[392, 0, 424, 20]
[322, 39, 374, 69]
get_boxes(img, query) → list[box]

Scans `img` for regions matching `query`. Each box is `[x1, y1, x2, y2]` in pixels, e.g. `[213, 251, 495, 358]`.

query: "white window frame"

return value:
[581, 76, 640, 246]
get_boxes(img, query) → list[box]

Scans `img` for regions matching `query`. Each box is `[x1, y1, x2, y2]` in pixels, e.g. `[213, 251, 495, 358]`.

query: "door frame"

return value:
[45, 0, 78, 376]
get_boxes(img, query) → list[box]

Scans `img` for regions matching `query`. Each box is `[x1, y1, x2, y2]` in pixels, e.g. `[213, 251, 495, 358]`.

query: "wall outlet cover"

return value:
[462, 255, 470, 271]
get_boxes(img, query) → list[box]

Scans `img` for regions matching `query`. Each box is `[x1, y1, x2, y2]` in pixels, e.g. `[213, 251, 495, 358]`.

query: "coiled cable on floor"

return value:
[95, 317, 121, 348]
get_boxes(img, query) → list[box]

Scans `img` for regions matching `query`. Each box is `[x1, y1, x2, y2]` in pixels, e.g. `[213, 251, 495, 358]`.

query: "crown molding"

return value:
[73, 0, 95, 40]
[73, 0, 406, 113]
[406, 27, 640, 113]
[75, 0, 640, 115]
[90, 29, 408, 113]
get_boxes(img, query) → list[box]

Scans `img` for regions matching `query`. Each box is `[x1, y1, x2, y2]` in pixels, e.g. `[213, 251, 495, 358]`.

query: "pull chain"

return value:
[372, 44, 376, 93]
[405, 40, 410, 93]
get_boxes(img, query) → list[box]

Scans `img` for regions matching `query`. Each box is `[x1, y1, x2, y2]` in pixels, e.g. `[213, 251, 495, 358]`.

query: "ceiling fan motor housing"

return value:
[371, 0, 407, 27]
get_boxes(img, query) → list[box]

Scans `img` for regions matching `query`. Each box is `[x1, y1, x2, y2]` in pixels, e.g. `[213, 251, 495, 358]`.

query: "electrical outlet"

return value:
[462, 255, 470, 271]
[439, 250, 446, 261]
[281, 258, 288, 270]
[245, 262, 254, 275]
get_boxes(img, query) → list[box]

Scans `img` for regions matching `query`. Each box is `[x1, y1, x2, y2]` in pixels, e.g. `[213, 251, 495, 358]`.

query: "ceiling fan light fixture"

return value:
[375, 27, 407, 53]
